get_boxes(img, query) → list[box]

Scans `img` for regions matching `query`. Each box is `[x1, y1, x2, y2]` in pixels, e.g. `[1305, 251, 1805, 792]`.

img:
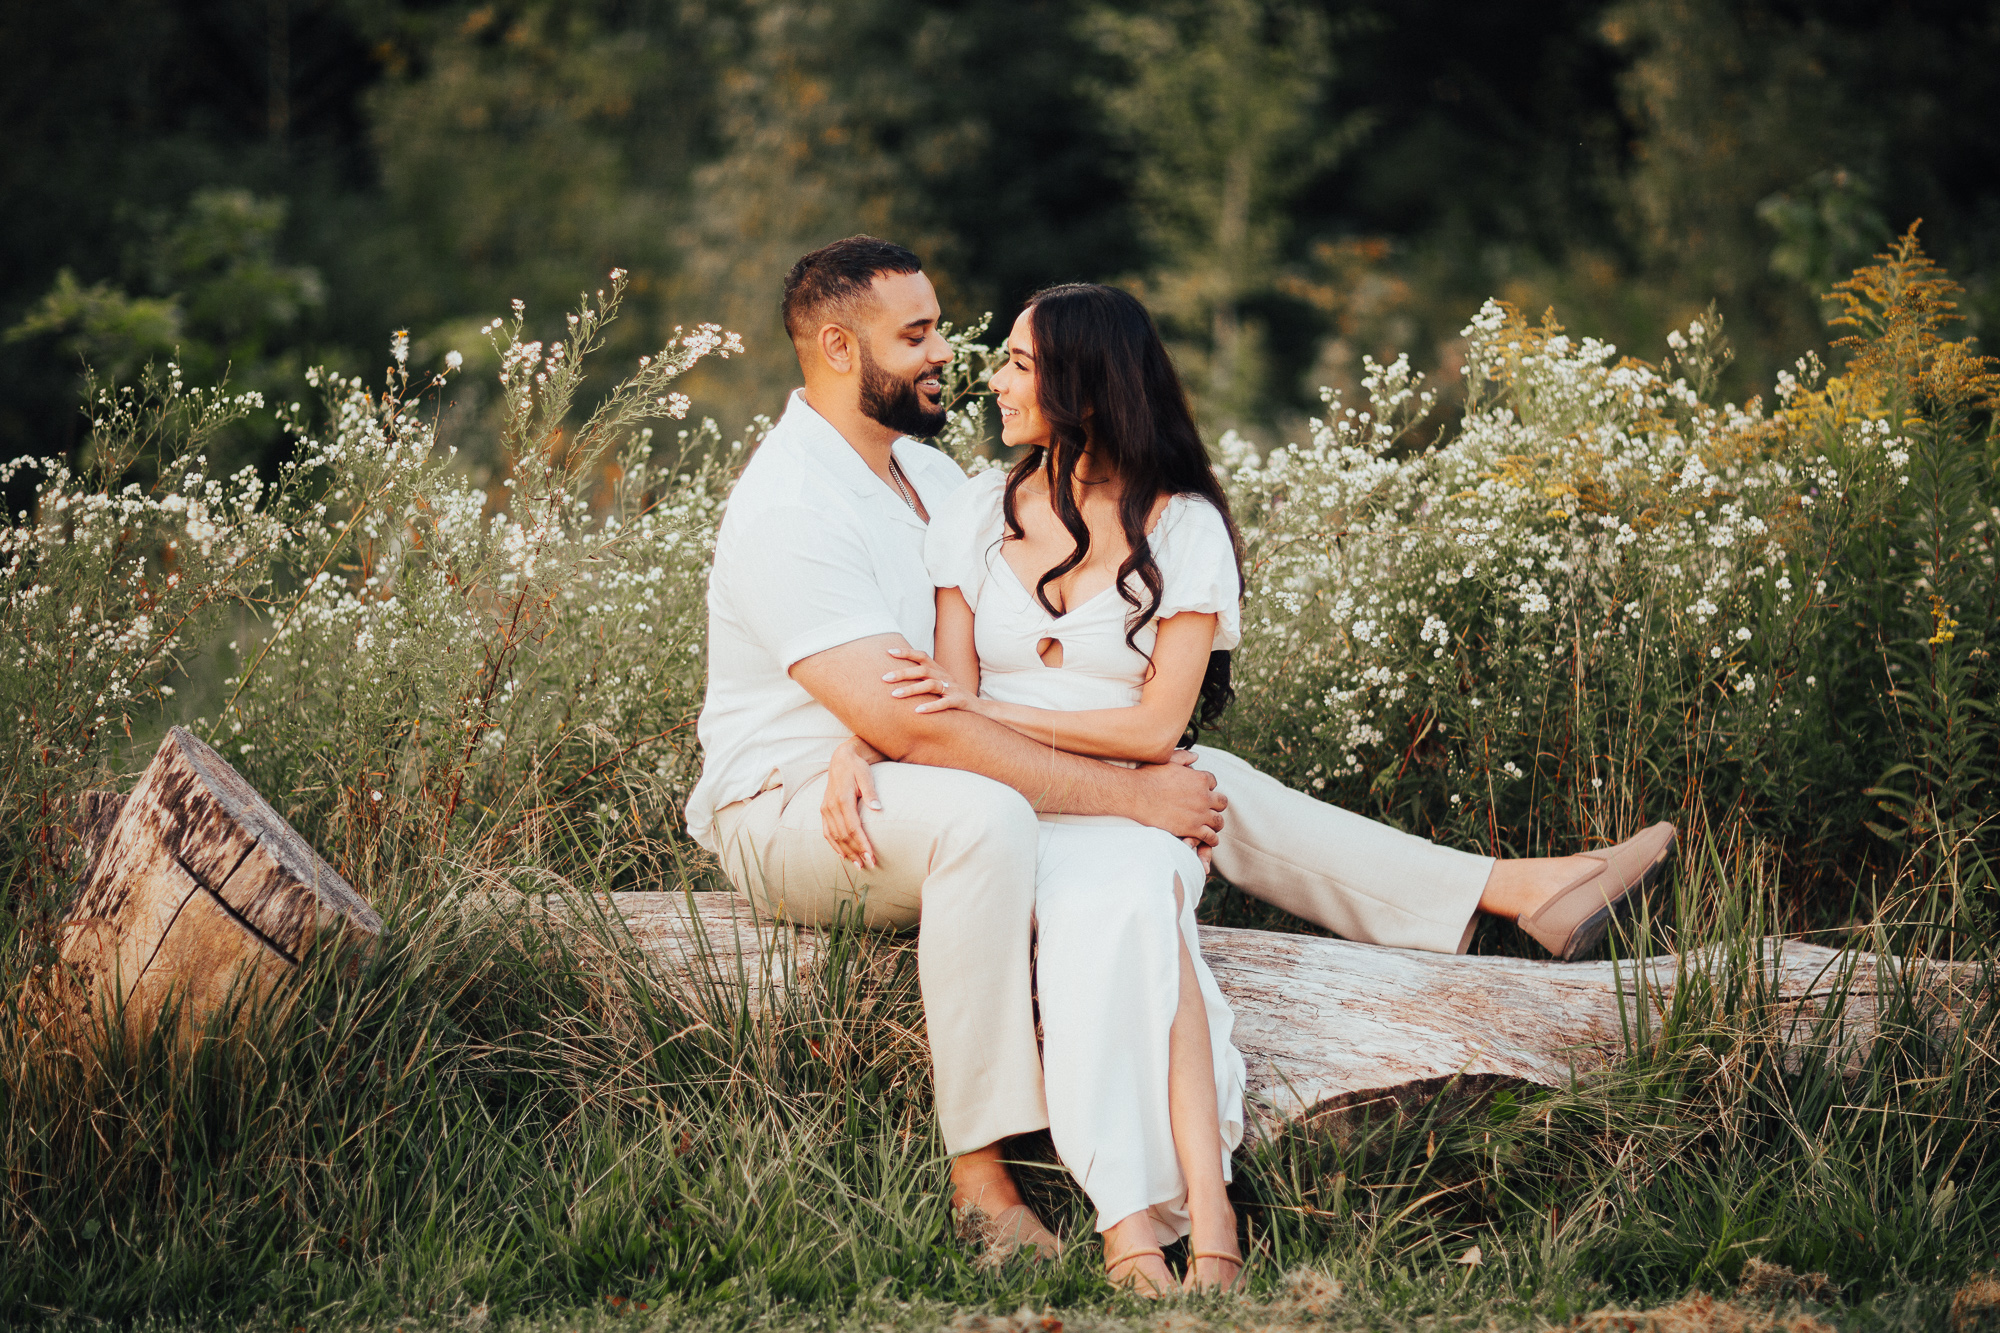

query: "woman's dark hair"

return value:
[1001, 282, 1245, 744]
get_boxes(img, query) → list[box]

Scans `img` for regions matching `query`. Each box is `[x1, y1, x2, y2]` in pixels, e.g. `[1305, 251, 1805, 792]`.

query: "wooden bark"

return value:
[596, 891, 1983, 1132]
[59, 726, 381, 1038]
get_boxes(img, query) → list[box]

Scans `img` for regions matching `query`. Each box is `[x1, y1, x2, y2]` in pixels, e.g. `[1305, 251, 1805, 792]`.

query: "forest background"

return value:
[4, 3, 2000, 1326]
[6, 0, 1999, 473]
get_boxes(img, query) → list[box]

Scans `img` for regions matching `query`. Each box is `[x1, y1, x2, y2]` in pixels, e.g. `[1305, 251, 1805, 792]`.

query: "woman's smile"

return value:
[989, 307, 1047, 448]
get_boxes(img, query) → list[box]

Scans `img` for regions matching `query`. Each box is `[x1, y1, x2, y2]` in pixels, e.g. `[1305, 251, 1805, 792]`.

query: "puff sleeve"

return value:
[923, 468, 1007, 613]
[1152, 495, 1243, 651]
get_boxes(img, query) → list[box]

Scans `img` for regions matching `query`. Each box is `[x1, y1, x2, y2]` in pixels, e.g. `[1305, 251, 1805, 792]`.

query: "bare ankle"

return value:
[1479, 854, 1592, 921]
[950, 1145, 1025, 1212]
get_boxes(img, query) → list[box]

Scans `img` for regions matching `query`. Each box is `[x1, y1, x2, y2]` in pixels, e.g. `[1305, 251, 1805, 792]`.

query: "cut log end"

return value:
[59, 726, 381, 1038]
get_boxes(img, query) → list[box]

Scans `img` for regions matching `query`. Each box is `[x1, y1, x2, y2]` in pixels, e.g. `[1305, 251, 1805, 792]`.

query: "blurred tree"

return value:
[1602, 0, 2000, 384]
[667, 0, 970, 422]
[1601, 0, 1862, 373]
[3, 0, 1995, 466]
[1757, 166, 1890, 301]
[359, 0, 709, 347]
[6, 189, 326, 468]
[1282, 0, 1630, 400]
[5, 274, 186, 389]
[672, 0, 1138, 431]
[1085, 0, 1347, 435]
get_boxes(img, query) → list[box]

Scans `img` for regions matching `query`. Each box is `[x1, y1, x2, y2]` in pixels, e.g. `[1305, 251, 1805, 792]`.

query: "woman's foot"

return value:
[1516, 822, 1677, 960]
[1105, 1244, 1175, 1298]
[1182, 1248, 1245, 1293]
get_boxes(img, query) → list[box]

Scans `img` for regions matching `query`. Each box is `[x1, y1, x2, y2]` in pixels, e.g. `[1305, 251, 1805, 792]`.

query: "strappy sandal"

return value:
[1182, 1248, 1246, 1294]
[1105, 1244, 1174, 1299]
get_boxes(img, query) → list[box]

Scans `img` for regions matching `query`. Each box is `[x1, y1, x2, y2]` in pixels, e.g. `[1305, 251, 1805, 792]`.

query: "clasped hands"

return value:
[819, 645, 1219, 872]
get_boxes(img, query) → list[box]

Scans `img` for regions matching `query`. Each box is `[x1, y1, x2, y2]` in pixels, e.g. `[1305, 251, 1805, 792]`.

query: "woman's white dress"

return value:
[925, 469, 1247, 1243]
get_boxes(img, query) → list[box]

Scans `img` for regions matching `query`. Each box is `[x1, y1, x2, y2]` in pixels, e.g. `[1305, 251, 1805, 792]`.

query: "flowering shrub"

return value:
[1215, 229, 1997, 911]
[2, 235, 1990, 921]
[0, 273, 743, 906]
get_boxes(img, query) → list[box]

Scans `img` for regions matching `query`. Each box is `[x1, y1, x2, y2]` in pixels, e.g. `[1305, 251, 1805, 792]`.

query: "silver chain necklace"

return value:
[887, 455, 921, 517]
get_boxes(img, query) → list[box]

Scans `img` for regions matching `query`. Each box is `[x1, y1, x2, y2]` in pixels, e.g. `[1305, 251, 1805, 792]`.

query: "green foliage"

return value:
[0, 364, 285, 909]
[4, 270, 185, 385]
[1244, 870, 2000, 1301]
[7, 0, 1998, 462]
[0, 847, 1992, 1324]
[1211, 231, 2000, 922]
[5, 189, 325, 450]
[362, 2, 697, 334]
[1757, 168, 1890, 299]
[1086, 0, 1349, 432]
[0, 199, 1996, 1330]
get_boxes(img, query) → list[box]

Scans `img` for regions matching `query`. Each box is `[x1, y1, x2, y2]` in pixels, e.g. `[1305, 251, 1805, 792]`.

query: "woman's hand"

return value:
[884, 645, 985, 717]
[821, 737, 886, 869]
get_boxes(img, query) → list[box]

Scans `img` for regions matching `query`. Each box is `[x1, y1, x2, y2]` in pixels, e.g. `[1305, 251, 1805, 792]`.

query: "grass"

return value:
[2, 830, 1996, 1331]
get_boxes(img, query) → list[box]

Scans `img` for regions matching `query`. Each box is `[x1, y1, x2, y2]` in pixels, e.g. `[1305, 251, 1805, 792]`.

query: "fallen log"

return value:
[595, 890, 1984, 1132]
[59, 727, 382, 1039]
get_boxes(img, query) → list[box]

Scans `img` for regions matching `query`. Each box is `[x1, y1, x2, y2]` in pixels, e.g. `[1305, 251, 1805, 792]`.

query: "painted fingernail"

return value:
[869, 800, 882, 810]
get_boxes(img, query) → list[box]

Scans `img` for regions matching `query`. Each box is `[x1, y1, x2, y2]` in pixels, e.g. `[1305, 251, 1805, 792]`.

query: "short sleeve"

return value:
[923, 469, 1007, 612]
[720, 505, 904, 670]
[1153, 495, 1243, 651]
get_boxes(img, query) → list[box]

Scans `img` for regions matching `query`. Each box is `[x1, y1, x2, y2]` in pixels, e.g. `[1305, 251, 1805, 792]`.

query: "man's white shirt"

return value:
[684, 390, 968, 851]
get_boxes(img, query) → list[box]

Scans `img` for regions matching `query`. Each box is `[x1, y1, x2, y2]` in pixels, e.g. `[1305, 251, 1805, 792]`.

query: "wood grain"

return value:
[59, 726, 381, 1037]
[595, 891, 1980, 1131]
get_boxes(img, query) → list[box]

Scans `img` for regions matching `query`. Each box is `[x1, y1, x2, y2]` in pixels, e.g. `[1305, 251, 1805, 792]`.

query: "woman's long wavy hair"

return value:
[1000, 282, 1245, 744]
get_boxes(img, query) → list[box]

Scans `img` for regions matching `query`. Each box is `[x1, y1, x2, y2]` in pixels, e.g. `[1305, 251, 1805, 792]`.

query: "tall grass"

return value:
[1, 851, 1993, 1326]
[1214, 229, 1999, 923]
[0, 241, 1994, 1325]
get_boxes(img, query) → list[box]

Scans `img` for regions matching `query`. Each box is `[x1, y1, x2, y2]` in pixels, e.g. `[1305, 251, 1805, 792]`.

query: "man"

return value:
[686, 236, 1674, 1256]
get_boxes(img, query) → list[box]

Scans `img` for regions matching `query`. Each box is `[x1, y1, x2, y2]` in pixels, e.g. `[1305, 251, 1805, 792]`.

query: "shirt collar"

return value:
[779, 389, 935, 526]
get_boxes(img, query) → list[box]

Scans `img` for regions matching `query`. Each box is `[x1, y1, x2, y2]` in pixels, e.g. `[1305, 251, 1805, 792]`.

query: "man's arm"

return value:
[791, 633, 1225, 842]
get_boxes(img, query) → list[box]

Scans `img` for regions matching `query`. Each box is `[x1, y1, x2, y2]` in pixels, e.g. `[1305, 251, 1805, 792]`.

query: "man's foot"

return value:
[955, 1202, 1061, 1263]
[1182, 1248, 1246, 1294]
[1517, 822, 1678, 960]
[1105, 1244, 1175, 1298]
[951, 1145, 1059, 1261]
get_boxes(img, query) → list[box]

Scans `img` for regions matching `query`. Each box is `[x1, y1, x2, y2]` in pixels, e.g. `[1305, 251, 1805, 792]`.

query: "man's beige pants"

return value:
[709, 745, 1492, 1156]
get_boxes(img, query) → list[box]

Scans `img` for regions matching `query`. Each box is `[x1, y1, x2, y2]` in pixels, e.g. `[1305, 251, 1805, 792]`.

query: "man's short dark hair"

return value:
[782, 235, 922, 344]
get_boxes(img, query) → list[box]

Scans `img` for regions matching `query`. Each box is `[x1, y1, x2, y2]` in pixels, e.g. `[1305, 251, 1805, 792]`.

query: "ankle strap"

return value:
[1190, 1249, 1244, 1264]
[1106, 1245, 1166, 1270]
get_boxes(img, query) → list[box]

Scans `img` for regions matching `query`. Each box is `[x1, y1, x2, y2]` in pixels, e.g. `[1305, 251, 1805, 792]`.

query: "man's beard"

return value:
[858, 341, 947, 439]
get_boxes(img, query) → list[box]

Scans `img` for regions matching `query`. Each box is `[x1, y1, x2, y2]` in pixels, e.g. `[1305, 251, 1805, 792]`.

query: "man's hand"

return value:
[821, 736, 886, 868]
[1134, 751, 1226, 844]
[791, 634, 1227, 827]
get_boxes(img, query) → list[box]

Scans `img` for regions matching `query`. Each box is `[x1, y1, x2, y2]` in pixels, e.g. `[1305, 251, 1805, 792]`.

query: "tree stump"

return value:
[59, 726, 381, 1039]
[593, 891, 1982, 1133]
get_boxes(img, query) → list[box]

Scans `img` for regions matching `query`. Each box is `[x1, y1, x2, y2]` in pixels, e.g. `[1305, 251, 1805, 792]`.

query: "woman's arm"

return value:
[931, 586, 982, 692]
[886, 610, 1217, 765]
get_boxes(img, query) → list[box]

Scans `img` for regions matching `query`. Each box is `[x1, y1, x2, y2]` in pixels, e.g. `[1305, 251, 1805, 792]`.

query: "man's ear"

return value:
[816, 323, 857, 376]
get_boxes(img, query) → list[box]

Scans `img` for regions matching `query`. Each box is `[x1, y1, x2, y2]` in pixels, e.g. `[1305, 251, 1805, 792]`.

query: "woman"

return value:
[823, 284, 1249, 1296]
